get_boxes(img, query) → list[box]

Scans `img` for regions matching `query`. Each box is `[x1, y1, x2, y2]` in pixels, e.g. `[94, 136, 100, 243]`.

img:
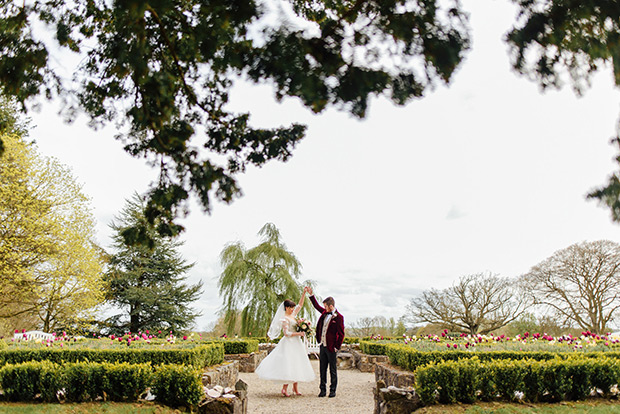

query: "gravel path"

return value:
[239, 360, 375, 414]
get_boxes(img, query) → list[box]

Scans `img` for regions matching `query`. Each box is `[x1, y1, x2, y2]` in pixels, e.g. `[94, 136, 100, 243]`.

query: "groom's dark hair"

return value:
[323, 297, 335, 307]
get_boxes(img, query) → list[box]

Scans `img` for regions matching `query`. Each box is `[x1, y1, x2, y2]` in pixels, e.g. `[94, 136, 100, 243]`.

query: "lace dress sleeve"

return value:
[282, 318, 293, 337]
[292, 304, 301, 318]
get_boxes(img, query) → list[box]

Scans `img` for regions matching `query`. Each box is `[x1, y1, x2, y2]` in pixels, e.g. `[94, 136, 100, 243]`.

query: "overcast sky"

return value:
[25, 0, 620, 331]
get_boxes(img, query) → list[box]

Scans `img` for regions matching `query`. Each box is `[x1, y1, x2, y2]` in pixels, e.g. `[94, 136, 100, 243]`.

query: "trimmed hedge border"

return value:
[0, 343, 224, 369]
[360, 341, 620, 373]
[0, 360, 204, 407]
[208, 339, 259, 355]
[415, 356, 620, 405]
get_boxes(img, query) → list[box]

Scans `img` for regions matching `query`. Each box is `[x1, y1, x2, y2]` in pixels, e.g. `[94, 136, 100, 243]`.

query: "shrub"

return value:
[359, 341, 390, 356]
[362, 342, 620, 374]
[246, 337, 270, 344]
[494, 359, 525, 401]
[64, 362, 107, 402]
[522, 361, 544, 402]
[589, 357, 620, 397]
[455, 357, 480, 404]
[565, 357, 593, 401]
[152, 364, 204, 408]
[0, 361, 156, 404]
[415, 361, 439, 405]
[101, 362, 152, 401]
[415, 356, 620, 406]
[0, 360, 61, 402]
[219, 339, 259, 354]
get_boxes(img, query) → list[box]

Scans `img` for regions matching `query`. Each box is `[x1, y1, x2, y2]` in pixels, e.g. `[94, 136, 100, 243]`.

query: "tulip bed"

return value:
[0, 344, 225, 369]
[362, 331, 620, 406]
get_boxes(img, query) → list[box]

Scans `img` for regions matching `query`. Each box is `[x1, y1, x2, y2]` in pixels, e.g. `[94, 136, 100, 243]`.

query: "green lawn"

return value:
[417, 401, 620, 414]
[0, 402, 179, 413]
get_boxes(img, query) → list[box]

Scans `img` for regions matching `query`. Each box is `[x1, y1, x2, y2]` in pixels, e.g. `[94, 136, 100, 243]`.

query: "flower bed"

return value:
[0, 344, 224, 369]
[400, 330, 620, 352]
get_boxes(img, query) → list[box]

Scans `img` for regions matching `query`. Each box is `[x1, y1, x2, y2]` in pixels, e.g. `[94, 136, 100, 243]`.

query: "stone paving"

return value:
[239, 359, 375, 414]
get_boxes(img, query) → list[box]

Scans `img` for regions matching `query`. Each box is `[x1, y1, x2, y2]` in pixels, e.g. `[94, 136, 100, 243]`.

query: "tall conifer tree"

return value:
[104, 195, 202, 333]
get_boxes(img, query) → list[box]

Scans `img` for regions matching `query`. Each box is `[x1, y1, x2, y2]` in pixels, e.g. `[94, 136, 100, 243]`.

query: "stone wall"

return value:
[202, 360, 239, 389]
[259, 343, 275, 354]
[373, 363, 422, 414]
[351, 350, 390, 373]
[374, 362, 415, 389]
[199, 379, 248, 414]
[224, 351, 267, 373]
[374, 380, 422, 414]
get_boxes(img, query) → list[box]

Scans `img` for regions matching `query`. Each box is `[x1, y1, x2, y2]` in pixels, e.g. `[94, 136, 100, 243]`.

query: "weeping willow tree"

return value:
[218, 223, 314, 337]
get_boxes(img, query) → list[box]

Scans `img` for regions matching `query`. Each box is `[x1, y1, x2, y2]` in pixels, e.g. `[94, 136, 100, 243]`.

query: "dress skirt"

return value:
[255, 336, 315, 382]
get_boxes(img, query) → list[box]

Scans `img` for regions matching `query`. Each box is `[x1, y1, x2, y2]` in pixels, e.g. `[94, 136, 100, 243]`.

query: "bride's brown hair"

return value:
[283, 299, 296, 309]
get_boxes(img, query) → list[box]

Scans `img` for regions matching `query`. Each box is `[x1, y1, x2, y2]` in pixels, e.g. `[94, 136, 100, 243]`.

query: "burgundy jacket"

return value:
[310, 295, 345, 352]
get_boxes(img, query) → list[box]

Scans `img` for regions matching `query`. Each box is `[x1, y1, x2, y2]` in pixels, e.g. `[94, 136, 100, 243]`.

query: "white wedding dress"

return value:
[255, 307, 315, 383]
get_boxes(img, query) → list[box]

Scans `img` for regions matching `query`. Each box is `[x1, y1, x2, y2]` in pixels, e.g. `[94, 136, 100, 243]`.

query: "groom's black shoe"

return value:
[318, 392, 326, 397]
[328, 392, 336, 398]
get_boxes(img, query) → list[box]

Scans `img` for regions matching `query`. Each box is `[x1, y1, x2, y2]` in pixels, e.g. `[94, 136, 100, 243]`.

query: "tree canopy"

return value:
[406, 272, 528, 335]
[0, 0, 470, 242]
[4, 0, 620, 234]
[103, 195, 203, 334]
[522, 240, 620, 334]
[0, 107, 104, 333]
[505, 1, 620, 220]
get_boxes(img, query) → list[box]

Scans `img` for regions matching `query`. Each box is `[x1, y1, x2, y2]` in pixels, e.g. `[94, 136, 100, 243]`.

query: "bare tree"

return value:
[351, 317, 376, 337]
[523, 240, 620, 334]
[406, 273, 528, 335]
[349, 316, 406, 337]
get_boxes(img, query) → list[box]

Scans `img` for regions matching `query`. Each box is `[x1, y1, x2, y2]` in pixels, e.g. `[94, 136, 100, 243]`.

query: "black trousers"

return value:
[319, 344, 338, 393]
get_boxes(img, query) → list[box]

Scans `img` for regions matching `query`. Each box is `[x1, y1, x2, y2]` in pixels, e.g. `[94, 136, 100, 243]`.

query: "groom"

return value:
[305, 286, 345, 398]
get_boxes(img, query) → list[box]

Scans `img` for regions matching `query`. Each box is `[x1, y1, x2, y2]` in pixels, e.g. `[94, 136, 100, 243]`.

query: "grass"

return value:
[0, 402, 180, 413]
[417, 400, 620, 413]
[0, 400, 619, 414]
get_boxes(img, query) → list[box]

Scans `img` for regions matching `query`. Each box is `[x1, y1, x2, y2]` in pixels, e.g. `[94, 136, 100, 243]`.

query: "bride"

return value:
[255, 289, 315, 396]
